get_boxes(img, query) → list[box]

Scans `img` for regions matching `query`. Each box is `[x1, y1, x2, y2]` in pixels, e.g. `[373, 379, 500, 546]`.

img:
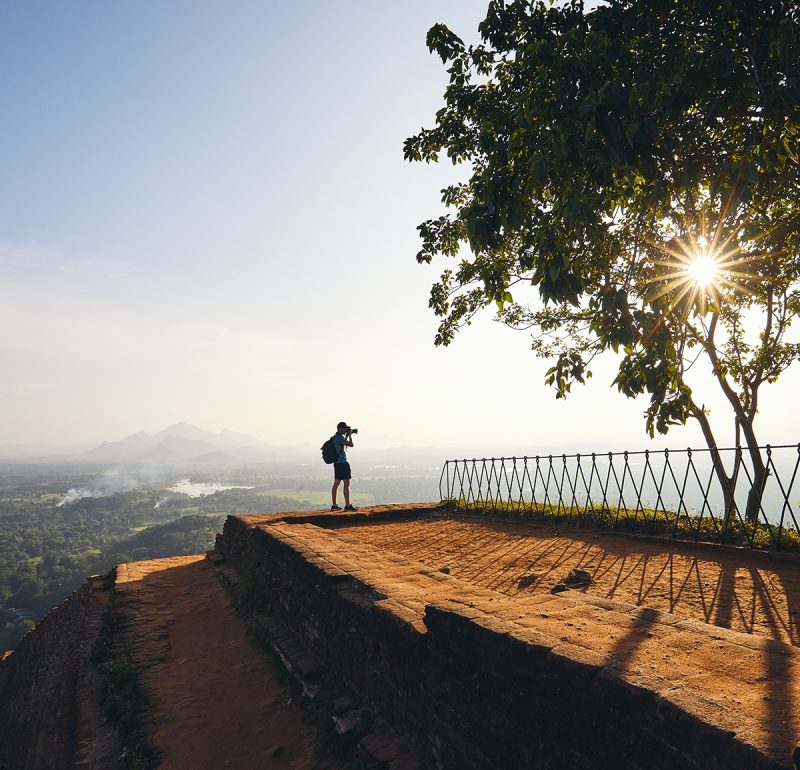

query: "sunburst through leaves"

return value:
[645, 230, 756, 317]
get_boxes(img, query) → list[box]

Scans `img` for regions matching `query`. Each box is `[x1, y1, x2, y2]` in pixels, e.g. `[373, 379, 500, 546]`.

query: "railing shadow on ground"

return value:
[433, 443, 800, 750]
[334, 510, 800, 645]
[421, 517, 800, 644]
[439, 444, 800, 551]
[396, 503, 800, 755]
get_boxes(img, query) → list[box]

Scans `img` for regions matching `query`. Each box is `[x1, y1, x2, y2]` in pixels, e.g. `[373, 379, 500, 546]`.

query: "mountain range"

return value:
[80, 423, 288, 464]
[1, 423, 458, 465]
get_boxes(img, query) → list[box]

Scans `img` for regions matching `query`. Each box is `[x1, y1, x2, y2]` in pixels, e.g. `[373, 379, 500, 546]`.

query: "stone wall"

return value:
[0, 582, 96, 770]
[217, 512, 795, 770]
[421, 601, 765, 770]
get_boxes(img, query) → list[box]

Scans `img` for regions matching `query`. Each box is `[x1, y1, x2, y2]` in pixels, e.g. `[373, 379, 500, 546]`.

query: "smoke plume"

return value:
[57, 466, 166, 506]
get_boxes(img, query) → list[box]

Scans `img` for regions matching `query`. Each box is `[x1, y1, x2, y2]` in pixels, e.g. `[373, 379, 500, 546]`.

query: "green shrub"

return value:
[447, 498, 800, 552]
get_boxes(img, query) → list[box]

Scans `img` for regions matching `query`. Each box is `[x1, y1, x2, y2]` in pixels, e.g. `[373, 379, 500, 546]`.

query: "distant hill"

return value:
[140, 436, 221, 462]
[187, 450, 238, 465]
[81, 423, 276, 464]
[118, 423, 269, 452]
[81, 441, 143, 463]
[20, 423, 454, 466]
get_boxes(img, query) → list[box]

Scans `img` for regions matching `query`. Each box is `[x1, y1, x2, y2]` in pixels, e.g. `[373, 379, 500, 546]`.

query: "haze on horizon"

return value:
[2, 0, 799, 456]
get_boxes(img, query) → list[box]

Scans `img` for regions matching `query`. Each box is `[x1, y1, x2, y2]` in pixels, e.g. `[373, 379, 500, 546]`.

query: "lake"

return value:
[167, 479, 254, 498]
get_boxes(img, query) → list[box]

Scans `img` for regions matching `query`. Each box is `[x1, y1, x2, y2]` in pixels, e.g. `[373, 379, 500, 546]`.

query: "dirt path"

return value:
[114, 556, 334, 770]
[329, 515, 800, 645]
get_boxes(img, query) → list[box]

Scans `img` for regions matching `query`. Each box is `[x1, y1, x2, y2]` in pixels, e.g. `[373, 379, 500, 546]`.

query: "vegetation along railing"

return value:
[439, 445, 800, 551]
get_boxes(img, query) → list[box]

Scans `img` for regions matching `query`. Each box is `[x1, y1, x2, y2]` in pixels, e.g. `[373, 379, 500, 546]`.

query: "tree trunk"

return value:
[739, 418, 768, 525]
[745, 472, 768, 524]
[691, 404, 737, 526]
[692, 404, 767, 526]
[699, 313, 768, 525]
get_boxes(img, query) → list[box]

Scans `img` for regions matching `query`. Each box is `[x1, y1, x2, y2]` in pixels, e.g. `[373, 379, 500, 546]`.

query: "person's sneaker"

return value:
[344, 504, 358, 512]
[330, 505, 341, 511]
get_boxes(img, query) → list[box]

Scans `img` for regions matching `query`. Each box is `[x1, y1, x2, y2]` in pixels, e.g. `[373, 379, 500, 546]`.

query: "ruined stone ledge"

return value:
[217, 503, 800, 770]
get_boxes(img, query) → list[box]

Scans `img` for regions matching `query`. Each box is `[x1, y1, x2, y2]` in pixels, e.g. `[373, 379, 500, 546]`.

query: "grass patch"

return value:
[91, 602, 161, 770]
[449, 498, 800, 551]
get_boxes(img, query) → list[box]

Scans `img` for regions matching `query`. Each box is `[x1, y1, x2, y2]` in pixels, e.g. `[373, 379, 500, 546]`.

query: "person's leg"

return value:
[332, 479, 340, 506]
[343, 479, 350, 506]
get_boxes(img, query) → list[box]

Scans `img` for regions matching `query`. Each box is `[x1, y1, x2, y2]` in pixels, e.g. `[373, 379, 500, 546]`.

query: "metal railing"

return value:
[439, 444, 800, 550]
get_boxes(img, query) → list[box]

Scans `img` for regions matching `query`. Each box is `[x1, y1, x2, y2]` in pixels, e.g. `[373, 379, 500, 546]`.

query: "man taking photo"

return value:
[331, 421, 357, 512]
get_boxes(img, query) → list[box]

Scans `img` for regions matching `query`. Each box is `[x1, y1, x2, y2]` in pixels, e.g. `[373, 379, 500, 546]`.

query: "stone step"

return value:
[205, 549, 226, 565]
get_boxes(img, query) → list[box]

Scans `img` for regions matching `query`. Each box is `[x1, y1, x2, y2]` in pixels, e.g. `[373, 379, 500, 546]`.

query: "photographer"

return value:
[331, 421, 358, 511]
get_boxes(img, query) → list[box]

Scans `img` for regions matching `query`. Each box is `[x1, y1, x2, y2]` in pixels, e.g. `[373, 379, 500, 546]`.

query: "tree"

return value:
[405, 0, 800, 523]
[8, 619, 36, 648]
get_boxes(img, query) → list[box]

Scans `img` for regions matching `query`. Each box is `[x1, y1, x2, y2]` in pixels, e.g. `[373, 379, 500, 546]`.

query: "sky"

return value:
[1, 0, 798, 456]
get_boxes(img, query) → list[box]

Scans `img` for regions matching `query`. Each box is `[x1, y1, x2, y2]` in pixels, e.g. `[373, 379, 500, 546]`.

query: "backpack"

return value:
[321, 435, 339, 464]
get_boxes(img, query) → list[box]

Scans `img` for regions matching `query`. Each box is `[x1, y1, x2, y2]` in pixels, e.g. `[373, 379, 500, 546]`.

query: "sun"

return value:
[685, 253, 720, 288]
[644, 230, 753, 317]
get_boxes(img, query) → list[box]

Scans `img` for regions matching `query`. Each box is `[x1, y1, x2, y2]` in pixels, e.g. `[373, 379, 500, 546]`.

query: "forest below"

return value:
[0, 461, 439, 652]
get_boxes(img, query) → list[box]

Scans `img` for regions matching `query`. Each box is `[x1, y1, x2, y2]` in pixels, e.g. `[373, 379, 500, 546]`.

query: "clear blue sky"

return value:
[1, 1, 797, 453]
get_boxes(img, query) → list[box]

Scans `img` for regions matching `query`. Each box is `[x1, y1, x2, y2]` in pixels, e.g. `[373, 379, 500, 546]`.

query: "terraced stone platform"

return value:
[217, 503, 800, 770]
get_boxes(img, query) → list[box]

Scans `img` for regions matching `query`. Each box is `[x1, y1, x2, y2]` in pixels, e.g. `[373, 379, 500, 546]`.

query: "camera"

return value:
[346, 426, 359, 435]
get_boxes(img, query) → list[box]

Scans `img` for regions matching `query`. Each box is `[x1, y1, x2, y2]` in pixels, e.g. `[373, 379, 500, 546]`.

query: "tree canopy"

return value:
[408, 4, 797, 425]
[406, 0, 800, 519]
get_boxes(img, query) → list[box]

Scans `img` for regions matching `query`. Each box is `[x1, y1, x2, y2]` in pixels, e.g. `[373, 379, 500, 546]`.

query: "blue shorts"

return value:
[334, 462, 351, 480]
